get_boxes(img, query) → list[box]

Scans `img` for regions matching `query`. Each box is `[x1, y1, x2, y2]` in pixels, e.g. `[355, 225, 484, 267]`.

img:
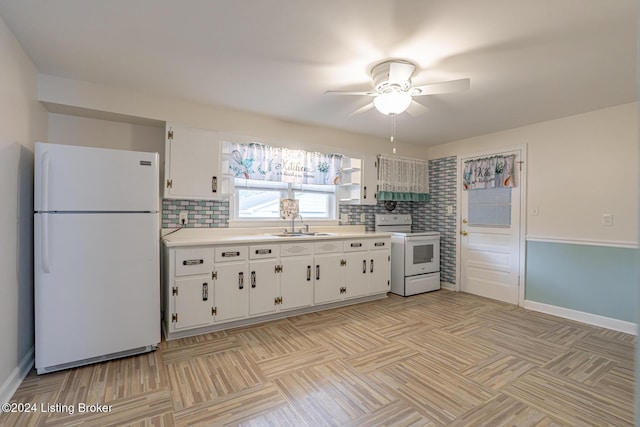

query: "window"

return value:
[234, 179, 336, 220]
[225, 140, 342, 223]
[468, 187, 512, 227]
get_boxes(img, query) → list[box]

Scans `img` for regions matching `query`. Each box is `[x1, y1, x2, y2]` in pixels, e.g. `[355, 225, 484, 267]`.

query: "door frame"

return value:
[455, 144, 528, 306]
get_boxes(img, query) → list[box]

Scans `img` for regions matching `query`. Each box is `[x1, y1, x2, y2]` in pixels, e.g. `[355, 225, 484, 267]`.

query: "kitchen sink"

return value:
[268, 232, 335, 237]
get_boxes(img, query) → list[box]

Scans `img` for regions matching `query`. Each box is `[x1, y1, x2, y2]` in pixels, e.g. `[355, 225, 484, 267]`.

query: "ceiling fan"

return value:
[325, 59, 470, 116]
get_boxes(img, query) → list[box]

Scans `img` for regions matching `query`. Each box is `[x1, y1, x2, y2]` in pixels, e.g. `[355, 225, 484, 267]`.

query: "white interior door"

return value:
[459, 149, 523, 305]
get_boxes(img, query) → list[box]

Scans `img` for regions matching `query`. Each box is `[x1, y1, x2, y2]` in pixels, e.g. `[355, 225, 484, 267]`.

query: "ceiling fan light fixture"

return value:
[373, 91, 412, 115]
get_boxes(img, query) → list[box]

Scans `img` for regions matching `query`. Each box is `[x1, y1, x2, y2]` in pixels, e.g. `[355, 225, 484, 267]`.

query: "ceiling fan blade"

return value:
[388, 61, 416, 85]
[411, 78, 470, 96]
[349, 102, 375, 116]
[324, 90, 376, 96]
[406, 100, 429, 117]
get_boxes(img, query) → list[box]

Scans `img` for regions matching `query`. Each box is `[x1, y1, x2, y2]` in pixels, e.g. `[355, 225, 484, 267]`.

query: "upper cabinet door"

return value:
[164, 122, 222, 200]
[360, 154, 378, 206]
[338, 155, 378, 206]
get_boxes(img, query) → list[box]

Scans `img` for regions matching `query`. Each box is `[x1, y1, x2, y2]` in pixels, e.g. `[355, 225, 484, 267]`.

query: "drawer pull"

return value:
[222, 251, 240, 257]
[183, 259, 204, 266]
[351, 243, 362, 247]
[255, 249, 272, 255]
[374, 242, 385, 247]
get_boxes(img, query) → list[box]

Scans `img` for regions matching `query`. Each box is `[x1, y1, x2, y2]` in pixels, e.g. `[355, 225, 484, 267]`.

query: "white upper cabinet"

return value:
[338, 154, 378, 205]
[164, 122, 226, 200]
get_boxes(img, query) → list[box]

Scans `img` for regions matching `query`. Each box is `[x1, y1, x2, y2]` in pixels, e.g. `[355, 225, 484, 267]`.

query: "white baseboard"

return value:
[0, 346, 34, 404]
[440, 281, 457, 291]
[524, 300, 637, 335]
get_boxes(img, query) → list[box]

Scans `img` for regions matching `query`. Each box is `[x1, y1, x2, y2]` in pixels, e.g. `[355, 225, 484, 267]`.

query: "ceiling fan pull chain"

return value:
[391, 113, 397, 154]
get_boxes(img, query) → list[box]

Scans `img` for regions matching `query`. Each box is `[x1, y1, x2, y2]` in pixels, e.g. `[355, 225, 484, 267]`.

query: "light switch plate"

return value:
[601, 213, 613, 226]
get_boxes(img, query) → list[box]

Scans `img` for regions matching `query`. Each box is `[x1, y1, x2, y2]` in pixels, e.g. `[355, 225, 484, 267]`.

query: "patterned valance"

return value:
[228, 142, 343, 185]
[463, 155, 516, 190]
[377, 154, 430, 201]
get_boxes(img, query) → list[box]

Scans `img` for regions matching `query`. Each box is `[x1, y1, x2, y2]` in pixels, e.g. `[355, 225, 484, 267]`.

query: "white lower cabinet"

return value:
[343, 240, 370, 299]
[279, 243, 314, 311]
[313, 240, 345, 304]
[169, 247, 216, 332]
[172, 276, 215, 331]
[249, 243, 315, 315]
[369, 240, 391, 294]
[213, 259, 249, 322]
[343, 238, 391, 298]
[164, 236, 390, 339]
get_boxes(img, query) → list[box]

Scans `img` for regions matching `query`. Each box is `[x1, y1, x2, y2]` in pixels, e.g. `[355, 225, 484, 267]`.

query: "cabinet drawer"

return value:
[369, 238, 390, 250]
[314, 240, 343, 254]
[250, 244, 279, 259]
[280, 242, 314, 257]
[214, 246, 248, 262]
[175, 248, 214, 276]
[343, 239, 368, 252]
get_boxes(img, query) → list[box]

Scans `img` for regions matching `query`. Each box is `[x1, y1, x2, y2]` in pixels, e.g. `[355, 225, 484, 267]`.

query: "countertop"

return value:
[161, 225, 392, 247]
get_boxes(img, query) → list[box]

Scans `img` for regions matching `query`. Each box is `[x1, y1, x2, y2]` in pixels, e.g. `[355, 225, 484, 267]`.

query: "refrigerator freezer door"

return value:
[34, 212, 160, 372]
[35, 142, 159, 212]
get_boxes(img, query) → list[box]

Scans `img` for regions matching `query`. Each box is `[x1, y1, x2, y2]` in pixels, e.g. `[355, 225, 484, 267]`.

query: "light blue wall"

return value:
[525, 241, 638, 322]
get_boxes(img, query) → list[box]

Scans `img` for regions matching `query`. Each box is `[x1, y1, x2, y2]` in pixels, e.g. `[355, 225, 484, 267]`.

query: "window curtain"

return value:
[377, 154, 430, 201]
[463, 154, 516, 190]
[228, 142, 344, 185]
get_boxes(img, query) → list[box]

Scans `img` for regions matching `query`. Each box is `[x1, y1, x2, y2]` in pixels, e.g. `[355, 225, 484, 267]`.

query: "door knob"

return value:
[461, 230, 468, 236]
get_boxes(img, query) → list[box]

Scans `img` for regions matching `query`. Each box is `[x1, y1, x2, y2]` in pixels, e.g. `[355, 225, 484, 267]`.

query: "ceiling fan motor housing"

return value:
[372, 60, 414, 93]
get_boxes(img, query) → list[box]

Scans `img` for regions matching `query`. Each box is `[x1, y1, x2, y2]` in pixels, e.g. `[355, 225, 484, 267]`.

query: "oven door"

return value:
[405, 236, 440, 276]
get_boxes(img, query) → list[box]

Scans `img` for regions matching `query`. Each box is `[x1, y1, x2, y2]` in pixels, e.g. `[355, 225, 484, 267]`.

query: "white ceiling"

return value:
[0, 0, 636, 146]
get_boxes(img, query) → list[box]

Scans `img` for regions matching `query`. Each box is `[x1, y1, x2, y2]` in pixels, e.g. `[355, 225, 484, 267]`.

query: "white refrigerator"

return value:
[34, 142, 160, 374]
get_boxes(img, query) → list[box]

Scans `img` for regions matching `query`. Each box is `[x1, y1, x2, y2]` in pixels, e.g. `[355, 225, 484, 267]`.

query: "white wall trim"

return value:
[0, 346, 34, 404]
[440, 281, 457, 291]
[524, 300, 637, 335]
[526, 235, 639, 249]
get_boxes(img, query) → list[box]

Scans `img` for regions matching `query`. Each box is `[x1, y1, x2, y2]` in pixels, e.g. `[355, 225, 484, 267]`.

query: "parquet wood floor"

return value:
[1, 290, 635, 426]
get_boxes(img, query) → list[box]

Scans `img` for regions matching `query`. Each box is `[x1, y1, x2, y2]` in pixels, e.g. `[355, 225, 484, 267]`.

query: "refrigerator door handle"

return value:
[41, 214, 50, 273]
[41, 151, 50, 211]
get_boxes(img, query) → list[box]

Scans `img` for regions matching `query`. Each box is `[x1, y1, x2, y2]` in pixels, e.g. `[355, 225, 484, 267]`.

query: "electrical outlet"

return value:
[447, 205, 454, 215]
[601, 213, 613, 226]
[179, 211, 188, 225]
[532, 207, 539, 216]
[360, 213, 366, 222]
[340, 213, 349, 223]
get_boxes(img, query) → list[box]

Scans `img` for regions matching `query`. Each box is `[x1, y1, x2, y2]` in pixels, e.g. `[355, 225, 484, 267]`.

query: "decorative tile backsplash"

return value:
[161, 155, 458, 283]
[162, 199, 229, 228]
[426, 156, 457, 285]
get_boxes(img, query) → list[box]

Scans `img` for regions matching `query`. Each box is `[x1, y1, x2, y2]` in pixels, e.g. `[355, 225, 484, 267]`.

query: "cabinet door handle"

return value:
[238, 272, 244, 289]
[370, 259, 374, 273]
[251, 271, 256, 288]
[363, 186, 367, 199]
[212, 176, 217, 193]
[202, 283, 208, 301]
[316, 265, 320, 280]
[363, 259, 367, 274]
[307, 265, 311, 281]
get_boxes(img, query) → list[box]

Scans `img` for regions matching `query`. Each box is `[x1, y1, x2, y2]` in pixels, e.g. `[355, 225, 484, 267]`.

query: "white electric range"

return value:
[375, 214, 441, 296]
